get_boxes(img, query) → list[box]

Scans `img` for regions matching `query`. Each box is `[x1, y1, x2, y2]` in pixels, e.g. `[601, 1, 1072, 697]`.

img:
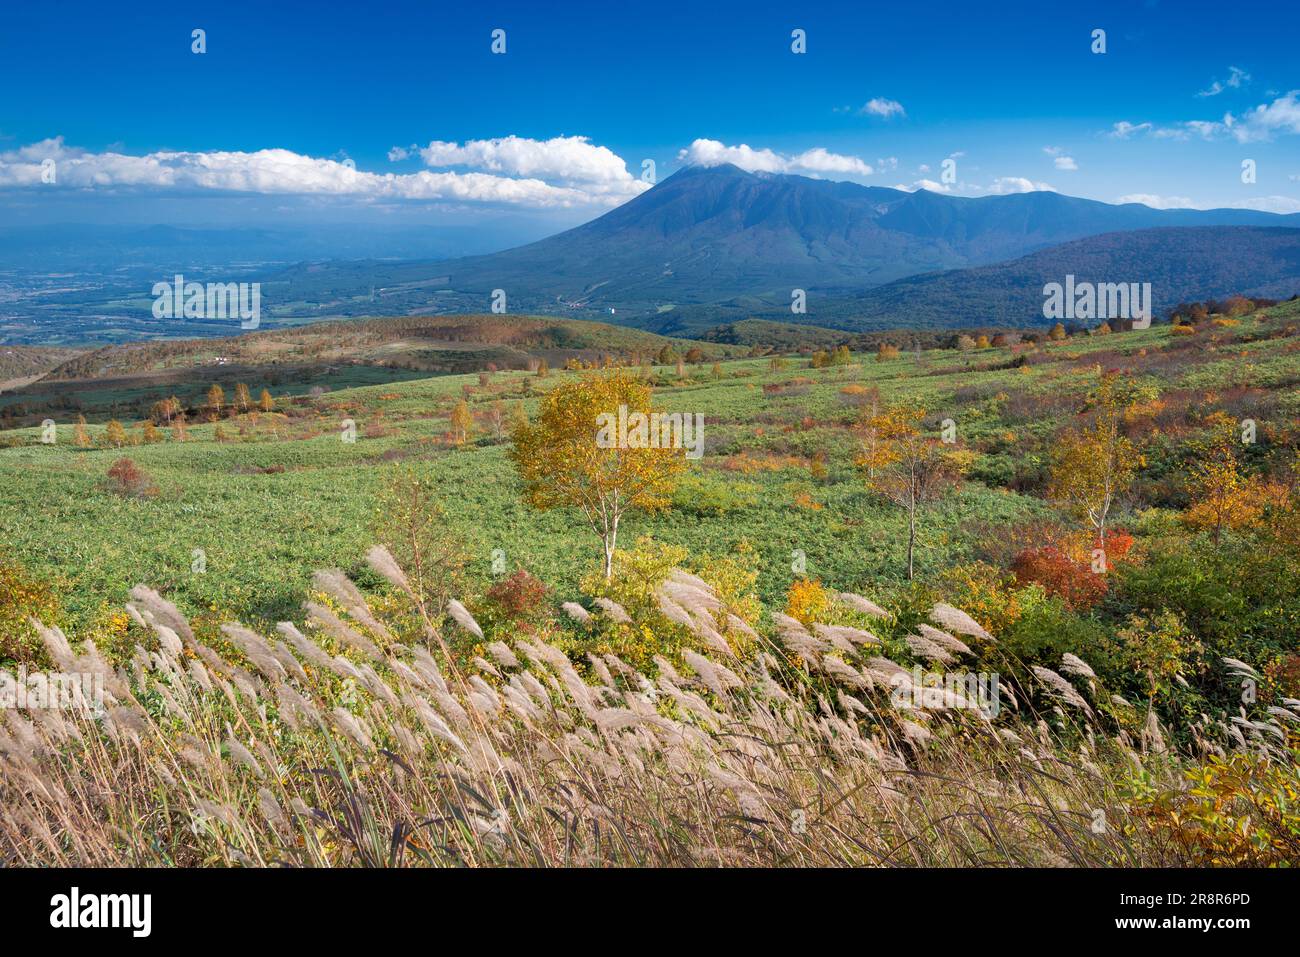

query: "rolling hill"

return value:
[0, 314, 738, 425]
[803, 225, 1300, 332]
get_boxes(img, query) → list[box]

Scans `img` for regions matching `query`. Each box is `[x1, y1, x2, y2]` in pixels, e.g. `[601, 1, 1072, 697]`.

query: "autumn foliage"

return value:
[510, 370, 687, 578]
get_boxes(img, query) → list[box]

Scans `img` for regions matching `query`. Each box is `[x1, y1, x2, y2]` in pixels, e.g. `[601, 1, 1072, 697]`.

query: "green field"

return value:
[3, 304, 1298, 641]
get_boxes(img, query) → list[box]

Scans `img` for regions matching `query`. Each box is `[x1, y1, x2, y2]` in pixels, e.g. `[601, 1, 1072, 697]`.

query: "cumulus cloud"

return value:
[860, 97, 906, 119]
[0, 135, 648, 208]
[409, 135, 643, 199]
[1225, 90, 1300, 142]
[1044, 147, 1077, 170]
[677, 139, 874, 176]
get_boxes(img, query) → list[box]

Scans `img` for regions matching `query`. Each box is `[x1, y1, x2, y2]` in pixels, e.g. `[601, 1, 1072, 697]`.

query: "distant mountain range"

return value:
[262, 163, 1300, 332]
[9, 165, 1300, 344]
[803, 225, 1300, 332]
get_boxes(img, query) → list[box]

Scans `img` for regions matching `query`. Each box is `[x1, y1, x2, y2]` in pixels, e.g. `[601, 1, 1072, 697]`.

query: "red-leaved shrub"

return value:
[485, 569, 547, 621]
[106, 458, 158, 498]
[1009, 545, 1107, 610]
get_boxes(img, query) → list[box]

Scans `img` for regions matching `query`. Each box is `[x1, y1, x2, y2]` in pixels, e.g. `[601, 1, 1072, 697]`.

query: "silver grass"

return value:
[304, 601, 382, 658]
[312, 568, 392, 641]
[468, 675, 501, 712]
[836, 592, 889, 618]
[683, 650, 743, 697]
[276, 621, 334, 671]
[446, 598, 484, 639]
[915, 623, 971, 656]
[1060, 653, 1096, 679]
[127, 585, 195, 644]
[331, 707, 374, 751]
[562, 601, 592, 624]
[364, 544, 413, 597]
[593, 597, 631, 624]
[929, 602, 993, 641]
[225, 737, 264, 778]
[814, 622, 880, 648]
[220, 624, 285, 681]
[586, 654, 615, 687]
[904, 633, 954, 665]
[257, 787, 288, 833]
[819, 655, 870, 690]
[486, 641, 520, 669]
[725, 613, 759, 639]
[1031, 666, 1094, 718]
[410, 646, 448, 694]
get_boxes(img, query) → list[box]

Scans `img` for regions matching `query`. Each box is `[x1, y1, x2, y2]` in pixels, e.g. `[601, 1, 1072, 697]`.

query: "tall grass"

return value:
[2, 549, 1295, 867]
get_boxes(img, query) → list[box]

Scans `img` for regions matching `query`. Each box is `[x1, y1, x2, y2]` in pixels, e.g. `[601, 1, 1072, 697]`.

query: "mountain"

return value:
[261, 164, 1300, 326]
[790, 225, 1300, 331]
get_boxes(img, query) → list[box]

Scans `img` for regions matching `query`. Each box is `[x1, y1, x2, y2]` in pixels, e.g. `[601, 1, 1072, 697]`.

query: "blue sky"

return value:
[2, 0, 1298, 242]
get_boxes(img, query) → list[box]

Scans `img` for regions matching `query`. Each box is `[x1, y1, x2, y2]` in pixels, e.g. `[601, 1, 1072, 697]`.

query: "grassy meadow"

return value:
[2, 302, 1299, 867]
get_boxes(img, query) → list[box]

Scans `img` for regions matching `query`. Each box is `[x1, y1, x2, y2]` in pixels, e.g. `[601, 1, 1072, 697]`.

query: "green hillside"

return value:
[3, 302, 1297, 635]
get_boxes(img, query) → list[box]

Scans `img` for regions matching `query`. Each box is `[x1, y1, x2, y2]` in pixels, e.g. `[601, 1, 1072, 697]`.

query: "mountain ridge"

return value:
[262, 164, 1300, 327]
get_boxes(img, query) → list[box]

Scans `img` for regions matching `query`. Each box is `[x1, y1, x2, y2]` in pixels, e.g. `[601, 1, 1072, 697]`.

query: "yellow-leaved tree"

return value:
[1049, 372, 1143, 552]
[449, 400, 473, 445]
[511, 370, 687, 579]
[860, 401, 962, 580]
[1182, 411, 1261, 547]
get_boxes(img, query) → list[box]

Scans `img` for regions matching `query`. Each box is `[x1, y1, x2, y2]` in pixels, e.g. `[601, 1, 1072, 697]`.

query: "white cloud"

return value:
[1109, 90, 1300, 146]
[1226, 90, 1300, 142]
[1043, 146, 1077, 170]
[985, 176, 1054, 195]
[1198, 65, 1250, 97]
[903, 178, 952, 193]
[411, 135, 641, 198]
[1148, 120, 1226, 140]
[860, 97, 906, 119]
[0, 136, 648, 208]
[1224, 195, 1300, 214]
[1109, 121, 1152, 139]
[875, 156, 899, 172]
[1115, 193, 1300, 213]
[677, 139, 874, 176]
[895, 175, 1052, 196]
[1116, 193, 1196, 209]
